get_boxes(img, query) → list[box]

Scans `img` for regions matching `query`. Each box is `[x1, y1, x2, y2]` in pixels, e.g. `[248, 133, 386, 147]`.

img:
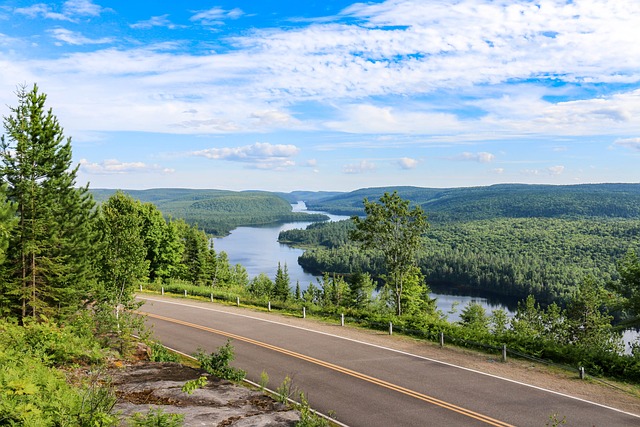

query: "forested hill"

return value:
[90, 189, 328, 235]
[304, 183, 640, 221]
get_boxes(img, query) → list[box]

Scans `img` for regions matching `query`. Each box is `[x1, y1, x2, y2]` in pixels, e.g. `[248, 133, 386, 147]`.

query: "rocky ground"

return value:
[111, 361, 300, 426]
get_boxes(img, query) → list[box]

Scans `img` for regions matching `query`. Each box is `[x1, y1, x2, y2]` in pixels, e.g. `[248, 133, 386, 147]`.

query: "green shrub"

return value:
[129, 408, 184, 426]
[149, 342, 179, 363]
[194, 340, 246, 382]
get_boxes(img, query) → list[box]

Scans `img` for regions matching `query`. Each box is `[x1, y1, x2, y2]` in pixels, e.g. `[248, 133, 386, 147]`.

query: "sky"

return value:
[1, 0, 639, 192]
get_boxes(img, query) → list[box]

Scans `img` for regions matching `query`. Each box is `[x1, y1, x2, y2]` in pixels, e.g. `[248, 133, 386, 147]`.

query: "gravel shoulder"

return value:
[141, 295, 640, 417]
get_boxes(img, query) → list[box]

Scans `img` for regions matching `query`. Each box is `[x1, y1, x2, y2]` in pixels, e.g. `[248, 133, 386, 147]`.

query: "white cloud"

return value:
[15, 4, 69, 21]
[614, 137, 640, 151]
[325, 104, 461, 134]
[15, 0, 107, 21]
[398, 157, 419, 169]
[4, 0, 640, 141]
[130, 15, 181, 30]
[190, 7, 244, 26]
[343, 160, 376, 174]
[50, 28, 113, 45]
[63, 0, 104, 17]
[520, 165, 565, 177]
[190, 142, 299, 169]
[548, 165, 565, 175]
[250, 110, 300, 128]
[454, 152, 495, 163]
[492, 168, 505, 174]
[79, 159, 174, 174]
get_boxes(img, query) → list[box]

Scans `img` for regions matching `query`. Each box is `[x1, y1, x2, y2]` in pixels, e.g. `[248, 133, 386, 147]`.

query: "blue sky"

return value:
[1, 0, 639, 192]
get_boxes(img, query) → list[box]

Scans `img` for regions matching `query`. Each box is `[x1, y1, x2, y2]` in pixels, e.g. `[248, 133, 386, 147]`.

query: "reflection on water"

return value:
[213, 202, 516, 319]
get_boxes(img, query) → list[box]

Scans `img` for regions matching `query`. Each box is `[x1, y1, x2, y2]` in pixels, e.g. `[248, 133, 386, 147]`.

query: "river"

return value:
[213, 202, 514, 322]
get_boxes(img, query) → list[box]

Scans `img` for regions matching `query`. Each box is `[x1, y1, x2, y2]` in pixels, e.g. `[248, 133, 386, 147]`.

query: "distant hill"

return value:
[90, 188, 328, 235]
[304, 183, 640, 221]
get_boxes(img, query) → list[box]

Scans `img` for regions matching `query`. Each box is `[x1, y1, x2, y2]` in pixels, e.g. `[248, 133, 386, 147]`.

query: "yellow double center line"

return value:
[143, 311, 514, 427]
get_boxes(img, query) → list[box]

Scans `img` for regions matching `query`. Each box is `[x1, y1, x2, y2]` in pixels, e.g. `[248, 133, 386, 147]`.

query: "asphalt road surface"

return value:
[137, 295, 640, 426]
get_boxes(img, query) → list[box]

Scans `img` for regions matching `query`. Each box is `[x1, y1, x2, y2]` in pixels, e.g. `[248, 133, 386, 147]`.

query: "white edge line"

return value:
[153, 341, 349, 427]
[138, 296, 640, 420]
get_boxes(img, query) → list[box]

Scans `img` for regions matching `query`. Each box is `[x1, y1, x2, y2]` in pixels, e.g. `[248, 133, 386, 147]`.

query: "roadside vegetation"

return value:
[0, 84, 322, 426]
[2, 84, 640, 423]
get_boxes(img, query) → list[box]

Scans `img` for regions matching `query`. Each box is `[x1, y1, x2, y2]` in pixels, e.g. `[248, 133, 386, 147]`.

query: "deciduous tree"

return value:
[350, 191, 429, 316]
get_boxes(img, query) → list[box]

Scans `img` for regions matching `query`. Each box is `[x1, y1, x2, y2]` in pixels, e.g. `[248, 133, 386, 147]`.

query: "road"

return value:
[137, 295, 640, 426]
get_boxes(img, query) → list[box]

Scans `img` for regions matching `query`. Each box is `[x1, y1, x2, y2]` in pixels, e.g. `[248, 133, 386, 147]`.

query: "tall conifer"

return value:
[0, 84, 97, 320]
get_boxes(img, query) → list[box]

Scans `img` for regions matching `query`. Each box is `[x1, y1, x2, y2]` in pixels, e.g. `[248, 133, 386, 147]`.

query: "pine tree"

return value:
[0, 185, 17, 316]
[0, 84, 97, 320]
[273, 262, 291, 301]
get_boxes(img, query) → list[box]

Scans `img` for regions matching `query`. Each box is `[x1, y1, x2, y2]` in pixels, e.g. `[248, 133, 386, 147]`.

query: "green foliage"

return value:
[259, 370, 269, 391]
[0, 320, 117, 426]
[296, 392, 329, 427]
[306, 183, 640, 220]
[292, 216, 640, 306]
[129, 408, 184, 427]
[91, 189, 329, 236]
[610, 249, 640, 326]
[276, 375, 294, 404]
[0, 83, 98, 321]
[194, 340, 246, 382]
[273, 262, 292, 301]
[97, 192, 149, 324]
[248, 273, 274, 299]
[351, 191, 430, 315]
[181, 376, 208, 395]
[149, 342, 179, 363]
[459, 302, 490, 334]
[564, 277, 622, 353]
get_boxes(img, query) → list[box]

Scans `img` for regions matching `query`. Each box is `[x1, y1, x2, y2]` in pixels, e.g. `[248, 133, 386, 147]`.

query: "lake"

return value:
[213, 202, 515, 321]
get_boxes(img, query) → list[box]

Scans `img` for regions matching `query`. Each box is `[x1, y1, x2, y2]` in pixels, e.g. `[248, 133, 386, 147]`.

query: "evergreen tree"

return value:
[347, 272, 375, 310]
[273, 262, 291, 301]
[0, 84, 97, 320]
[0, 185, 17, 317]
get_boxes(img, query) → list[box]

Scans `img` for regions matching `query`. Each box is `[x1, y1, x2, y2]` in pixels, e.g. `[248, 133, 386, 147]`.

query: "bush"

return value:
[194, 340, 246, 382]
[0, 321, 117, 426]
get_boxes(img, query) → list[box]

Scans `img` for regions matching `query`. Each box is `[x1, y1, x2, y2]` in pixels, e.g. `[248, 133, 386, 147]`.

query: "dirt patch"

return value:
[110, 361, 299, 426]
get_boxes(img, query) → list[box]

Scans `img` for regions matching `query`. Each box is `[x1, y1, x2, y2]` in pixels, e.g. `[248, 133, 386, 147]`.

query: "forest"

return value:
[91, 188, 328, 236]
[304, 183, 640, 219]
[283, 216, 640, 305]
[2, 85, 640, 424]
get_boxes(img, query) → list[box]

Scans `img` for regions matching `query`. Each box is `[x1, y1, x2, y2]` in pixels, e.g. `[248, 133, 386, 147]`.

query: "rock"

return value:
[110, 362, 300, 426]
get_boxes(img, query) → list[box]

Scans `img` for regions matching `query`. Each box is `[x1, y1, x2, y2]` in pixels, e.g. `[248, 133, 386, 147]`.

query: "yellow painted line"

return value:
[142, 311, 514, 427]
